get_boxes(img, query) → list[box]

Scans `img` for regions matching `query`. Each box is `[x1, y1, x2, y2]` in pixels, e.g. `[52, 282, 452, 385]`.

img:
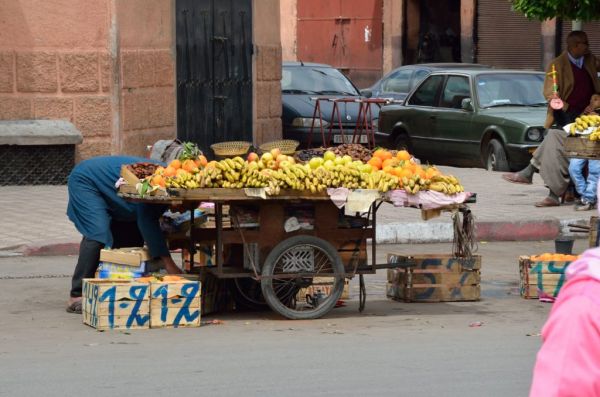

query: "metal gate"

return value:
[176, 0, 253, 154]
[477, 0, 542, 70]
[296, 0, 383, 89]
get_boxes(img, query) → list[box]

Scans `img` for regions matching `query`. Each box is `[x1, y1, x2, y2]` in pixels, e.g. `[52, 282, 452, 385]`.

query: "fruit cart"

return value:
[119, 187, 475, 320]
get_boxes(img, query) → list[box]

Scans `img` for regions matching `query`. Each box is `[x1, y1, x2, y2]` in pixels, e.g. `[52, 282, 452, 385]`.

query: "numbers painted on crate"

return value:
[90, 285, 150, 329]
[152, 283, 200, 327]
[529, 261, 567, 297]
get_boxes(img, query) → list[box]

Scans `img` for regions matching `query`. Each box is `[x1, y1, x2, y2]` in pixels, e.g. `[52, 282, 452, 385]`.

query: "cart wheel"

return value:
[229, 277, 269, 311]
[261, 235, 345, 320]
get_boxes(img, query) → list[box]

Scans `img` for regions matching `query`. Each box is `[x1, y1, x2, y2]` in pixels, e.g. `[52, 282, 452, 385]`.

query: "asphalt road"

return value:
[0, 239, 588, 397]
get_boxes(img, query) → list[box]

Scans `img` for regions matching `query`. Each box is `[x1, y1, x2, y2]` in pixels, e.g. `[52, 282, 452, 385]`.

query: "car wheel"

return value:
[394, 132, 412, 152]
[486, 139, 509, 171]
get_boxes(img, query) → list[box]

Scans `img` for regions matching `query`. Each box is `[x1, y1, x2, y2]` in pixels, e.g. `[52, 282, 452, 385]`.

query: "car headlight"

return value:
[526, 128, 543, 142]
[291, 118, 330, 128]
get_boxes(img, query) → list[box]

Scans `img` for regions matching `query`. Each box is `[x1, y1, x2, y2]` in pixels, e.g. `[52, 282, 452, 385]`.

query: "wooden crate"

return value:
[564, 136, 600, 159]
[82, 279, 150, 331]
[386, 254, 481, 302]
[100, 247, 150, 267]
[150, 276, 201, 328]
[519, 256, 571, 299]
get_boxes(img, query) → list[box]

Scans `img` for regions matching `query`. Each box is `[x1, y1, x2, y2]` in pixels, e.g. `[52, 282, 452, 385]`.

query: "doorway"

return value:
[176, 0, 253, 154]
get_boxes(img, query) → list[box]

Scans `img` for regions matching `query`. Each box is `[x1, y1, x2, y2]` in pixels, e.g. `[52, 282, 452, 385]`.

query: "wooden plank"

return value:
[92, 300, 150, 316]
[386, 283, 480, 302]
[392, 271, 481, 286]
[150, 280, 201, 299]
[590, 216, 598, 248]
[296, 280, 350, 302]
[100, 247, 150, 267]
[149, 304, 201, 328]
[150, 297, 201, 309]
[82, 279, 150, 302]
[83, 311, 150, 330]
[387, 253, 482, 271]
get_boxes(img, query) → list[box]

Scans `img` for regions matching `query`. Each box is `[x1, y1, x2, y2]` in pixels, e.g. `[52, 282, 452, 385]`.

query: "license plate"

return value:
[333, 134, 368, 144]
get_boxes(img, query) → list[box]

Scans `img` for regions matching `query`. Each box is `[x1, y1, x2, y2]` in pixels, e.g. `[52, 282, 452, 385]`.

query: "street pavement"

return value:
[0, 166, 594, 256]
[0, 239, 589, 396]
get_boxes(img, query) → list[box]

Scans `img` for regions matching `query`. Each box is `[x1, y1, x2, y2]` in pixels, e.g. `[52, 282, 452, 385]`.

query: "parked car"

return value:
[361, 63, 491, 103]
[281, 62, 388, 148]
[377, 69, 548, 171]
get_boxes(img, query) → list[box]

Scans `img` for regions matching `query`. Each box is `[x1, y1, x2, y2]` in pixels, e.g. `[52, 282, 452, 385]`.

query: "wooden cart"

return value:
[120, 187, 474, 320]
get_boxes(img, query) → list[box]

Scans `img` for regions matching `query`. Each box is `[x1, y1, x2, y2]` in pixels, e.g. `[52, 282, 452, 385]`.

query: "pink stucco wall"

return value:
[0, 0, 114, 160]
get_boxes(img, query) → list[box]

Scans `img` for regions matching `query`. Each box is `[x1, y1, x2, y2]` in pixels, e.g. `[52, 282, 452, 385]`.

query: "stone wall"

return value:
[0, 0, 113, 160]
[253, 0, 283, 145]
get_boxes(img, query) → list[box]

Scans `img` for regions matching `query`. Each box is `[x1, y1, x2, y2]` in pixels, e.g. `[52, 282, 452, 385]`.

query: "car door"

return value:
[404, 74, 445, 159]
[431, 75, 475, 165]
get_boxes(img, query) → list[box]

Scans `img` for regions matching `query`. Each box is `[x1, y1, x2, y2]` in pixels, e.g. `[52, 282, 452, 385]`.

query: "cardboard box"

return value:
[519, 256, 571, 299]
[150, 276, 201, 328]
[100, 247, 151, 267]
[386, 254, 481, 302]
[97, 262, 145, 279]
[82, 279, 150, 331]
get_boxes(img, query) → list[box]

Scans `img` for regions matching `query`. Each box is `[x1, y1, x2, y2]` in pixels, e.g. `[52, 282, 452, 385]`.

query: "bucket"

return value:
[555, 236, 575, 255]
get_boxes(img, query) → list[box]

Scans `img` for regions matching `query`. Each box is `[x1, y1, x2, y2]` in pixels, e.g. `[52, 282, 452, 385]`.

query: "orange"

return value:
[382, 158, 399, 168]
[169, 159, 182, 169]
[182, 159, 198, 172]
[163, 166, 177, 177]
[396, 150, 411, 161]
[195, 155, 208, 167]
[367, 157, 382, 170]
[151, 174, 166, 188]
[383, 166, 395, 175]
[373, 149, 393, 161]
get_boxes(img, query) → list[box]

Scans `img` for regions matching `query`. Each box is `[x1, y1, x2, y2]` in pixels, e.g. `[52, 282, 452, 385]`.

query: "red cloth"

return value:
[566, 63, 595, 116]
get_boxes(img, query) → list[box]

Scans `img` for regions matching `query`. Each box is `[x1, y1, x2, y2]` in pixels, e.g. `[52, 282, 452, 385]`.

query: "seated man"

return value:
[503, 31, 599, 207]
[66, 149, 183, 314]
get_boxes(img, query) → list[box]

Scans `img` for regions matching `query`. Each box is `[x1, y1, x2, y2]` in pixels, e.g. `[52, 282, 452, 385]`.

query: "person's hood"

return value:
[566, 247, 600, 282]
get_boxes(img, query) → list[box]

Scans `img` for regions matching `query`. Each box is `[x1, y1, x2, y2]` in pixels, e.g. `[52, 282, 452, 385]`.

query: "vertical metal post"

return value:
[216, 202, 223, 273]
[188, 202, 196, 269]
[371, 202, 377, 269]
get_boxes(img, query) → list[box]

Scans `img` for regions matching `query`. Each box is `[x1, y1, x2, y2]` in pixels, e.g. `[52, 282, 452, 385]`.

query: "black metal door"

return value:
[176, 0, 253, 153]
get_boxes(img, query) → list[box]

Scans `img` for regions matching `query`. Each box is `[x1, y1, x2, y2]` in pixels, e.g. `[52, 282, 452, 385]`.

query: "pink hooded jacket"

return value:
[530, 247, 600, 396]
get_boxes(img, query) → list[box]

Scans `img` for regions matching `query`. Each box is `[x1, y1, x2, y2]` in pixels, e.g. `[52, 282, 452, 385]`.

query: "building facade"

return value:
[281, 0, 600, 88]
[0, 0, 282, 161]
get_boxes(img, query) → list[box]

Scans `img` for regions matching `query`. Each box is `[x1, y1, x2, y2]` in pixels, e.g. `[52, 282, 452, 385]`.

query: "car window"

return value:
[381, 69, 412, 93]
[281, 66, 359, 96]
[407, 75, 444, 107]
[440, 76, 470, 109]
[411, 69, 431, 89]
[476, 73, 545, 107]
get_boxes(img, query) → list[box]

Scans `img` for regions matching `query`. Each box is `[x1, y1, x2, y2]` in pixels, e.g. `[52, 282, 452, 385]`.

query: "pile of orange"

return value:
[367, 148, 441, 184]
[150, 155, 208, 188]
[530, 253, 579, 262]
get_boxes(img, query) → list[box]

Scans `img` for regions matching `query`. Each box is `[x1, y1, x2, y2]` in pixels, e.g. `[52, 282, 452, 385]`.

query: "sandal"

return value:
[66, 300, 82, 314]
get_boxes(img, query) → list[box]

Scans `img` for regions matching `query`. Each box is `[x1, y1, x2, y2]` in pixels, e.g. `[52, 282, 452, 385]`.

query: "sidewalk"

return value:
[0, 166, 593, 256]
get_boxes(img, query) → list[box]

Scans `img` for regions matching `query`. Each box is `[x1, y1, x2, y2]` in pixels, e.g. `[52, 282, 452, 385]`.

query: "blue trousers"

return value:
[569, 159, 600, 203]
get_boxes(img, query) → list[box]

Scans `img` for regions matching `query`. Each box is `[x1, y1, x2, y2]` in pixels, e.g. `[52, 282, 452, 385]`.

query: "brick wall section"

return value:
[0, 49, 114, 159]
[120, 49, 175, 157]
[254, 44, 282, 145]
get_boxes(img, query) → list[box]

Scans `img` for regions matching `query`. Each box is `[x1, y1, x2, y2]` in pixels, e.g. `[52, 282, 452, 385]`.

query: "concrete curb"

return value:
[3, 217, 591, 256]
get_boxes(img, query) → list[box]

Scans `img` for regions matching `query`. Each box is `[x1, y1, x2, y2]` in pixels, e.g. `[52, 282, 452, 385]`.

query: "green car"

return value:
[378, 69, 548, 171]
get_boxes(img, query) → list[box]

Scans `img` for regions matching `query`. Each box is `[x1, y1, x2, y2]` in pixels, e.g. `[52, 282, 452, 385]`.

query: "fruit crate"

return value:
[386, 254, 481, 302]
[149, 276, 201, 328]
[82, 279, 150, 331]
[564, 136, 600, 159]
[519, 256, 572, 299]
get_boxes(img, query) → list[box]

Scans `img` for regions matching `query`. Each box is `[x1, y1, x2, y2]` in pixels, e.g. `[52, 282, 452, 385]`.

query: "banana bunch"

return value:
[215, 157, 245, 186]
[400, 174, 429, 194]
[589, 127, 600, 142]
[427, 175, 464, 195]
[359, 171, 399, 192]
[574, 114, 600, 134]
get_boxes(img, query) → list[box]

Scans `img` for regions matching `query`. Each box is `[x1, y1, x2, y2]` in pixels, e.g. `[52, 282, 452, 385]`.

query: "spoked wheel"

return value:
[261, 235, 345, 320]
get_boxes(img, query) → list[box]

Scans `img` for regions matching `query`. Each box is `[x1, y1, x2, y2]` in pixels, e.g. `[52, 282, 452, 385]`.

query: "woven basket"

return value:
[210, 141, 252, 157]
[259, 139, 300, 155]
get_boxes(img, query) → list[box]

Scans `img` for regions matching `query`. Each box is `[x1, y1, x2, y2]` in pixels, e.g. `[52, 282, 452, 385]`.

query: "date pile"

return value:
[331, 144, 372, 162]
[127, 162, 159, 179]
